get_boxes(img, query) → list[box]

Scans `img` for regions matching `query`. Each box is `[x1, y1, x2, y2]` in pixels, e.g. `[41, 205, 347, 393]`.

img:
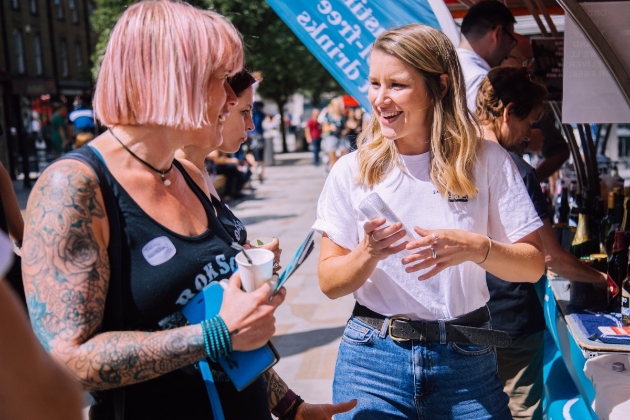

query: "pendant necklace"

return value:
[109, 128, 174, 186]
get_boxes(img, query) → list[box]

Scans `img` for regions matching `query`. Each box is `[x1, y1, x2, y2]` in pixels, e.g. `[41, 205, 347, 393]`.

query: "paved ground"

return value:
[14, 150, 354, 411]
[230, 152, 354, 405]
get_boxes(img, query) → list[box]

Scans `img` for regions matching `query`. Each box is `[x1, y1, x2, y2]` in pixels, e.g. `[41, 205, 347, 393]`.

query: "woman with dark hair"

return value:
[177, 68, 356, 420]
[476, 66, 607, 420]
[314, 24, 545, 419]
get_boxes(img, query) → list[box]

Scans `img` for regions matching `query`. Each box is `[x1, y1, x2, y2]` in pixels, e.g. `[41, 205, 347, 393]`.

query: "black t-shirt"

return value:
[486, 152, 548, 338]
[79, 147, 270, 420]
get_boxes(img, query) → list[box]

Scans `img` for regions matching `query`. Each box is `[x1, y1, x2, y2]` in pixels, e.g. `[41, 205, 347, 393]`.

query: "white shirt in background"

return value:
[457, 48, 491, 112]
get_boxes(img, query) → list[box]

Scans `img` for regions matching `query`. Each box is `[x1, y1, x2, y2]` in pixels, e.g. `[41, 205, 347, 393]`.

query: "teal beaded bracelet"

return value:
[201, 316, 233, 362]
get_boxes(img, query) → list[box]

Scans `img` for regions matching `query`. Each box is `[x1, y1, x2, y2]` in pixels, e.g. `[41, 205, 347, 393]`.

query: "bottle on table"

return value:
[607, 231, 627, 313]
[622, 275, 630, 325]
[571, 207, 600, 258]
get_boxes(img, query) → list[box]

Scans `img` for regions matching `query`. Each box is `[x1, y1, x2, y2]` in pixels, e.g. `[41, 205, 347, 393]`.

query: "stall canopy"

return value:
[265, 0, 459, 111]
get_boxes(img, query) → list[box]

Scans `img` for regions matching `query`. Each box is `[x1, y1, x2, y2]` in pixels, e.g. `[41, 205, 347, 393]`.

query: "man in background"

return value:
[457, 0, 517, 110]
[304, 108, 322, 166]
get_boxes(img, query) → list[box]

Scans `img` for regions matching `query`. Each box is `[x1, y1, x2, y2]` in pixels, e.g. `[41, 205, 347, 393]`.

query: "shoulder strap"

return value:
[61, 150, 126, 420]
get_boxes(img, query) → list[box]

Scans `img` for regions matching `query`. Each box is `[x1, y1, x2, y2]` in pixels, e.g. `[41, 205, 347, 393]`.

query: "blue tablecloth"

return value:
[567, 307, 630, 345]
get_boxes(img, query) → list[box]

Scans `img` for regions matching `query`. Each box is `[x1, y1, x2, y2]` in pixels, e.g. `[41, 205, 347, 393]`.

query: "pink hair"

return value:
[93, 0, 243, 130]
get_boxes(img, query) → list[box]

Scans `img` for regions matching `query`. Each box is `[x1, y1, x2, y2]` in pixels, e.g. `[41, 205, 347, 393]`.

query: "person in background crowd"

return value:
[69, 98, 96, 140]
[475, 66, 607, 420]
[50, 103, 68, 156]
[341, 108, 362, 152]
[250, 101, 266, 182]
[176, 69, 357, 420]
[315, 24, 544, 419]
[0, 127, 25, 306]
[320, 98, 347, 170]
[22, 2, 287, 418]
[0, 231, 83, 420]
[457, 0, 517, 111]
[502, 33, 570, 181]
[207, 149, 252, 201]
[304, 108, 323, 166]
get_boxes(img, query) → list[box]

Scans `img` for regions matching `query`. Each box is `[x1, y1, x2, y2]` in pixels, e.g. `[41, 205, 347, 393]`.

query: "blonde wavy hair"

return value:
[357, 24, 480, 198]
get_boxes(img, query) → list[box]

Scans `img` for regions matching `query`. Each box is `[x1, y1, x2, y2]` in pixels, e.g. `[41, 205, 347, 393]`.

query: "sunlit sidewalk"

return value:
[231, 151, 355, 405]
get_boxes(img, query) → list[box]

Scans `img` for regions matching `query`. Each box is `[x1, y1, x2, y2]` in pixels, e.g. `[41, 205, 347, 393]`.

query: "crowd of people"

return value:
[0, 0, 604, 419]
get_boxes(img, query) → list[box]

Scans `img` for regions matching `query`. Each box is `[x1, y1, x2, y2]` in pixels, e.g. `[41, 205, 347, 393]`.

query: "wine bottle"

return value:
[601, 191, 615, 252]
[605, 190, 625, 255]
[571, 207, 600, 258]
[622, 275, 630, 325]
[607, 231, 627, 313]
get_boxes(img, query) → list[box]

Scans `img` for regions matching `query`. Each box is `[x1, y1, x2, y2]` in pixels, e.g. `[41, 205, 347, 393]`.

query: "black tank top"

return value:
[80, 147, 270, 420]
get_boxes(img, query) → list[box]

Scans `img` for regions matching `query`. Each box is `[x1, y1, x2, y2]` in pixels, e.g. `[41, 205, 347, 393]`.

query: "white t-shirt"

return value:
[313, 140, 542, 320]
[457, 48, 491, 112]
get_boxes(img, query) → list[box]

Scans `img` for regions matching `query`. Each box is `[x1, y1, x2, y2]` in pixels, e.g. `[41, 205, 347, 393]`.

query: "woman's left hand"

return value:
[295, 399, 358, 420]
[402, 227, 487, 280]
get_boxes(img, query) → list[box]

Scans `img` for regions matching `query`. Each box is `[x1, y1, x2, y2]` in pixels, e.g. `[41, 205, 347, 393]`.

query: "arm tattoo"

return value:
[263, 368, 290, 411]
[22, 162, 205, 391]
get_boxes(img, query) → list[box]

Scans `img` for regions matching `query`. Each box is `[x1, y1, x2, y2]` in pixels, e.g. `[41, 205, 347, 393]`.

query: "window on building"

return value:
[10, 0, 19, 10]
[14, 29, 25, 74]
[75, 42, 82, 71]
[60, 39, 69, 77]
[55, 0, 63, 20]
[619, 125, 630, 165]
[33, 34, 43, 75]
[69, 0, 78, 23]
[88, 1, 95, 16]
[30, 0, 37, 14]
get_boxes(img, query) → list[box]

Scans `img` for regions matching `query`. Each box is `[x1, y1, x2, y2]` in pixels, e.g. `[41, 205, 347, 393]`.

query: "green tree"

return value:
[91, 0, 342, 153]
[209, 0, 342, 152]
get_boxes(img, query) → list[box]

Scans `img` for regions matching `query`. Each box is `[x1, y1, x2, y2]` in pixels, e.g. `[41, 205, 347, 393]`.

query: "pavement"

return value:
[14, 150, 354, 410]
[230, 152, 354, 405]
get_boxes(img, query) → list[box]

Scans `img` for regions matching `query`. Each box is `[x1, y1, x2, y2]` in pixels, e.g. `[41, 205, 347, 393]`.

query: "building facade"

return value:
[0, 0, 96, 184]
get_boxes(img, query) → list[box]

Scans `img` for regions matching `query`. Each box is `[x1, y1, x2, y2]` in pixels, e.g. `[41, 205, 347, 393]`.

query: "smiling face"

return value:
[198, 72, 238, 149]
[368, 50, 434, 155]
[220, 85, 254, 153]
[499, 105, 540, 156]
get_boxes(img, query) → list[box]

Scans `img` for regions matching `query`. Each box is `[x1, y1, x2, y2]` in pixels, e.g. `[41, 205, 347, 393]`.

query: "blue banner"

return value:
[266, 0, 458, 110]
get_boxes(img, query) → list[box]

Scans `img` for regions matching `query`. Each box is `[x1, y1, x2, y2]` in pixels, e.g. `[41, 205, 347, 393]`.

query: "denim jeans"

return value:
[333, 315, 512, 420]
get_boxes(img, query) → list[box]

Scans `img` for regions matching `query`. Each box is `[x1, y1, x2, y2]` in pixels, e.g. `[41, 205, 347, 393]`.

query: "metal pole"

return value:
[533, 0, 560, 37]
[522, 0, 550, 37]
[550, 102, 588, 192]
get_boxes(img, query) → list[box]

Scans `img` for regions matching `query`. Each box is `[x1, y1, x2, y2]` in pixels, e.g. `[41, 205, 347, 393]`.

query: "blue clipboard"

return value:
[182, 282, 279, 391]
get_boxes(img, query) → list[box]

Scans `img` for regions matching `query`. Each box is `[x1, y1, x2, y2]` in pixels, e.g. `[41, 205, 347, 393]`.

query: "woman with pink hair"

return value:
[22, 2, 286, 418]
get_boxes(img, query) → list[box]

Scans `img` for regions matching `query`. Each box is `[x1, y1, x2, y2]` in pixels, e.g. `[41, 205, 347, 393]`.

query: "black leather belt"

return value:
[352, 302, 511, 348]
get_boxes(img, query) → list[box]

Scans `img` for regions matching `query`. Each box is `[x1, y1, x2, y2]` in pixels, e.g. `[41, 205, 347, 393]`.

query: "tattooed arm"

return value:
[22, 161, 284, 391]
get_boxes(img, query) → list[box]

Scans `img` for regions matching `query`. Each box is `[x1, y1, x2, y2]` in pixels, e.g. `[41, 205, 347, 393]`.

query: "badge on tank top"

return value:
[142, 236, 177, 266]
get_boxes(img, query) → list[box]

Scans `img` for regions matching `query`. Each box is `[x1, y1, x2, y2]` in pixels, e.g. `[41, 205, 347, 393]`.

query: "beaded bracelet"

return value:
[201, 316, 233, 362]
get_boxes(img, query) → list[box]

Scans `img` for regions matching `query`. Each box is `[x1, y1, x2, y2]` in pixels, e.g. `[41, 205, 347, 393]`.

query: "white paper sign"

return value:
[562, 2, 630, 123]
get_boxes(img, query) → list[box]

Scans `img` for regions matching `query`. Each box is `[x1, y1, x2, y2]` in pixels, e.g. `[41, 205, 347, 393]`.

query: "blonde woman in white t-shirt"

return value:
[313, 24, 544, 420]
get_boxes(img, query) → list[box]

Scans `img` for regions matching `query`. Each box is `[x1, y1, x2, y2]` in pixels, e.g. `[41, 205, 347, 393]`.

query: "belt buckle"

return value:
[388, 315, 411, 342]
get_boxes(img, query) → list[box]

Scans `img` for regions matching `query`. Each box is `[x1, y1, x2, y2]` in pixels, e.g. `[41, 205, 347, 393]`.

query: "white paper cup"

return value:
[251, 236, 275, 248]
[235, 248, 274, 292]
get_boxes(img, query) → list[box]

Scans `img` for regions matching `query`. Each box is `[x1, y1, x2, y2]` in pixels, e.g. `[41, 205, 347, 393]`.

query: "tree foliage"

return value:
[91, 0, 343, 151]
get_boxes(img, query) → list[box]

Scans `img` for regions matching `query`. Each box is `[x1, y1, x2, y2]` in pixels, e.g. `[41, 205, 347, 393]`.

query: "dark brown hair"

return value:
[228, 69, 256, 98]
[475, 67, 547, 131]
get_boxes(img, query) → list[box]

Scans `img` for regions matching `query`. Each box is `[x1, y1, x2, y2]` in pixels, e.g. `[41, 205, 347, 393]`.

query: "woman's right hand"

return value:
[219, 272, 286, 352]
[362, 218, 408, 260]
